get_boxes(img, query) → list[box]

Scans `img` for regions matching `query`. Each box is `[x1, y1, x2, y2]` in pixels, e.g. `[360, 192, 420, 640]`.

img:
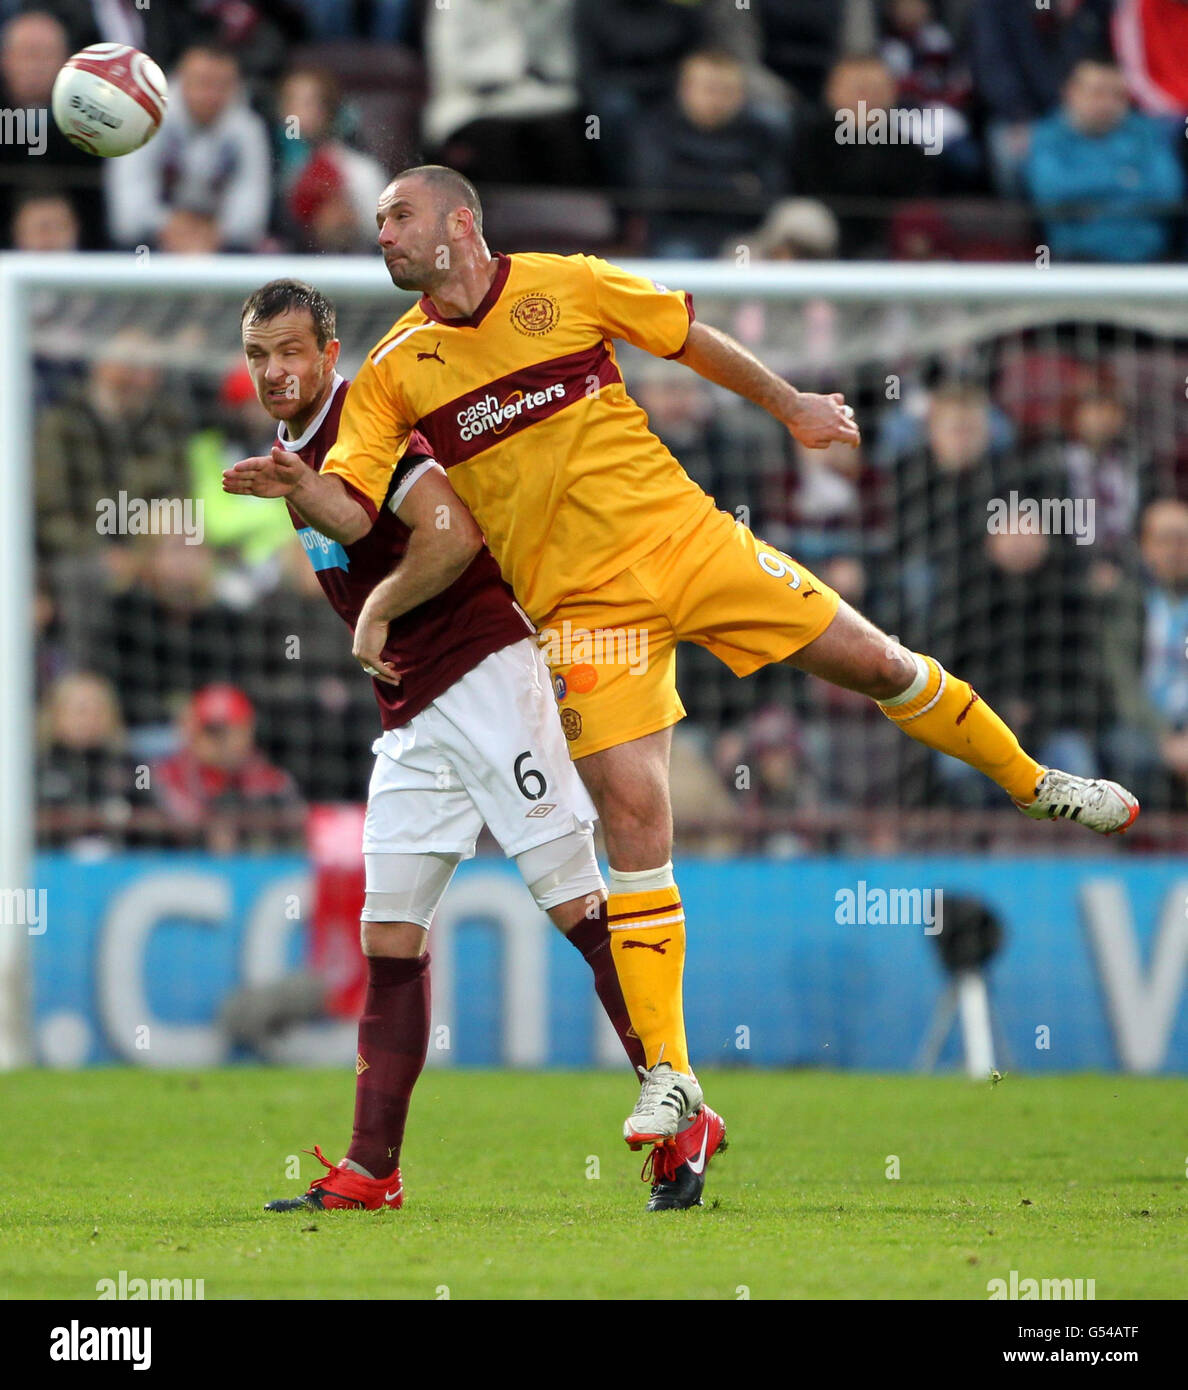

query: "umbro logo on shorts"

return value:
[525, 802, 557, 818]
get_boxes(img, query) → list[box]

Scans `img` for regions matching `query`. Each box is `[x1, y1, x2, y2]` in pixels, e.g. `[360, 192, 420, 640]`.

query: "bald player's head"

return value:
[376, 165, 486, 293]
[394, 165, 483, 232]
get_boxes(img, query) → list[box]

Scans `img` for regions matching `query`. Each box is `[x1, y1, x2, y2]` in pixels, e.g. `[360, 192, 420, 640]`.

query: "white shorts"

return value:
[363, 637, 597, 860]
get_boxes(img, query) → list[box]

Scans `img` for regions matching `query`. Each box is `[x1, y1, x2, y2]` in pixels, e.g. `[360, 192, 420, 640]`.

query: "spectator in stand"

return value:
[1113, 0, 1188, 118]
[187, 364, 295, 590]
[1101, 499, 1188, 810]
[752, 0, 849, 104]
[11, 190, 78, 249]
[968, 0, 1115, 196]
[633, 49, 788, 257]
[1024, 57, 1183, 263]
[272, 65, 387, 253]
[715, 703, 817, 855]
[877, 382, 1023, 643]
[1033, 380, 1146, 574]
[34, 328, 190, 559]
[292, 0, 416, 43]
[878, 0, 981, 187]
[880, 0, 970, 112]
[153, 684, 304, 852]
[186, 0, 307, 98]
[106, 44, 271, 253]
[575, 0, 709, 181]
[26, 0, 194, 72]
[37, 670, 138, 848]
[789, 53, 941, 259]
[935, 528, 1106, 805]
[75, 533, 242, 731]
[423, 0, 591, 186]
[0, 11, 106, 246]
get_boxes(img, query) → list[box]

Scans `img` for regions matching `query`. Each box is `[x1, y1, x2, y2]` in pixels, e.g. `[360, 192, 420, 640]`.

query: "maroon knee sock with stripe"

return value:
[566, 902, 647, 1072]
[346, 953, 431, 1177]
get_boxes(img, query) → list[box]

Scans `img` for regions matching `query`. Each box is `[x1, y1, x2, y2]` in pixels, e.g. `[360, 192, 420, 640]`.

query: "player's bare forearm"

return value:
[223, 446, 373, 544]
[677, 321, 861, 449]
[678, 320, 798, 416]
[287, 471, 372, 546]
[352, 471, 483, 682]
[360, 524, 479, 628]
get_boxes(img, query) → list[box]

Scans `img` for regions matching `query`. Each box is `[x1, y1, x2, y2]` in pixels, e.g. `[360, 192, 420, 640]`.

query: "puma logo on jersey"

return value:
[417, 342, 445, 364]
[620, 938, 672, 954]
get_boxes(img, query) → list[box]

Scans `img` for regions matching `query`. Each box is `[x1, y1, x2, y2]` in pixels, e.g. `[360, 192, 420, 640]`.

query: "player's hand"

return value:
[222, 445, 307, 498]
[786, 392, 861, 450]
[352, 611, 402, 687]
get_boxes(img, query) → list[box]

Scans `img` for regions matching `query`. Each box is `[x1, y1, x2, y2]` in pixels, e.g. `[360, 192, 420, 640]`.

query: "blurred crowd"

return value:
[0, 0, 1186, 262]
[32, 321, 1188, 853]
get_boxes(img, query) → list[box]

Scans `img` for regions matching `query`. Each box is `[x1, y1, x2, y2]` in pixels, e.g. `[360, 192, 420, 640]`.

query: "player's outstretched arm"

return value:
[676, 320, 861, 450]
[222, 445, 372, 544]
[351, 467, 484, 685]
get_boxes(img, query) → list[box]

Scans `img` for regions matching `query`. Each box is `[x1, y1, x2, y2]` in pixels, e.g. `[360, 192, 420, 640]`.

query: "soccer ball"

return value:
[50, 44, 167, 157]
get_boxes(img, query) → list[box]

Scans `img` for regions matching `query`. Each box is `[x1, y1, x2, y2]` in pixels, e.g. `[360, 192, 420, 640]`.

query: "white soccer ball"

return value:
[51, 44, 167, 158]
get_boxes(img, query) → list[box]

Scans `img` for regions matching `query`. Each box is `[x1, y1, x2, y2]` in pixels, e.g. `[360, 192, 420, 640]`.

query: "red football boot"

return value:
[265, 1145, 403, 1211]
[642, 1104, 727, 1211]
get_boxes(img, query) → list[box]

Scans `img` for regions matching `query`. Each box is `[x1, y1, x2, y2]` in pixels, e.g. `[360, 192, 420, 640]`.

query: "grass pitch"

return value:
[1, 1069, 1184, 1300]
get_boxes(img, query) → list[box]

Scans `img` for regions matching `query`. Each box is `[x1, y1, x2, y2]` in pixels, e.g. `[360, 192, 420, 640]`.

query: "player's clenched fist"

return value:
[222, 444, 307, 497]
[786, 392, 861, 450]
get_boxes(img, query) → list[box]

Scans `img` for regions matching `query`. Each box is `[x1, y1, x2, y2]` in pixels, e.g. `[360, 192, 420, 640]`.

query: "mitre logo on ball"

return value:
[51, 44, 167, 158]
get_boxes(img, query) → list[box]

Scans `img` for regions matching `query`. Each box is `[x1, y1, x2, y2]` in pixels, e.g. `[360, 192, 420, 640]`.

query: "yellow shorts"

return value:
[536, 507, 840, 759]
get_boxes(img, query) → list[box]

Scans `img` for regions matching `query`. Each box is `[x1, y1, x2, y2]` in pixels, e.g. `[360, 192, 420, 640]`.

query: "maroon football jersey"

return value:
[280, 374, 532, 729]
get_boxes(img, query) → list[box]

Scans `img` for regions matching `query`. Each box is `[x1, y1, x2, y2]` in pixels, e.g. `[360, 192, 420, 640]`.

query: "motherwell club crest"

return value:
[510, 291, 560, 336]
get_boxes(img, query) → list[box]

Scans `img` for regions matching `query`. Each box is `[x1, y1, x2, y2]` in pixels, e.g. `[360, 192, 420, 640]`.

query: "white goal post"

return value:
[3, 253, 1187, 1069]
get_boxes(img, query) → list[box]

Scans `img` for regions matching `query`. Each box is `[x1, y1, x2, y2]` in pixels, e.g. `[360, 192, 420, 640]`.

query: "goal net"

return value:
[4, 255, 1188, 1065]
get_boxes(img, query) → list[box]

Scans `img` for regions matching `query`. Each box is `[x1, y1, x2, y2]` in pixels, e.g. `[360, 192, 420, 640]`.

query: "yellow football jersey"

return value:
[322, 252, 716, 621]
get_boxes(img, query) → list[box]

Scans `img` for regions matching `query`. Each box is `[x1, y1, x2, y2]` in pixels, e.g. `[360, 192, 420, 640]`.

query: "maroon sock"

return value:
[345, 953, 431, 1177]
[566, 902, 647, 1072]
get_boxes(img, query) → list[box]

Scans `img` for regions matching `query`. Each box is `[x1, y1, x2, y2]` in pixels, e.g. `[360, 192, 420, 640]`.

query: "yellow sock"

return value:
[879, 653, 1044, 803]
[607, 863, 690, 1074]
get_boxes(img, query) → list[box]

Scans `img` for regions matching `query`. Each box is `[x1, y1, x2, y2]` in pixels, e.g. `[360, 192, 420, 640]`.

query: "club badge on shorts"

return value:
[560, 707, 582, 741]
